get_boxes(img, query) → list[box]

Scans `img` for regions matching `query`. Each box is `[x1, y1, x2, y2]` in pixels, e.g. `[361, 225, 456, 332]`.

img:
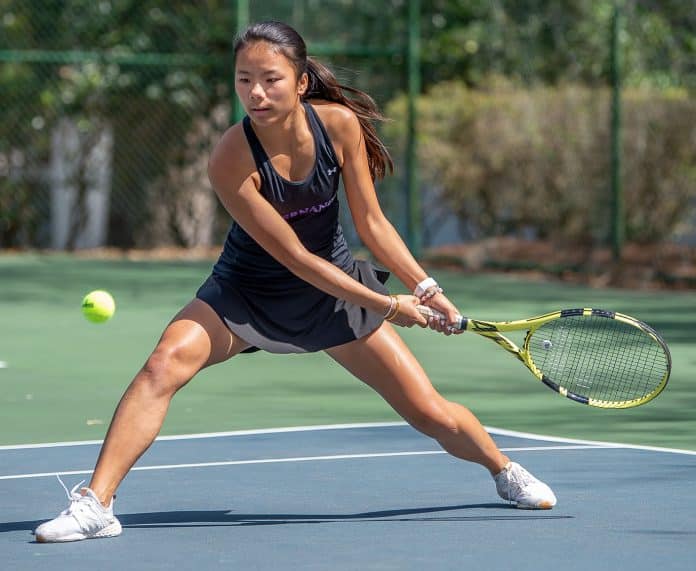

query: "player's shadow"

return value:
[125, 504, 573, 528]
[120, 504, 573, 528]
[1, 503, 572, 539]
[0, 503, 573, 533]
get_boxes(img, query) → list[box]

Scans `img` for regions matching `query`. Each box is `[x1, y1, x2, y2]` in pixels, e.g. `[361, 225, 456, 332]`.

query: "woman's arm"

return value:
[207, 124, 424, 327]
[329, 106, 461, 329]
[334, 109, 427, 291]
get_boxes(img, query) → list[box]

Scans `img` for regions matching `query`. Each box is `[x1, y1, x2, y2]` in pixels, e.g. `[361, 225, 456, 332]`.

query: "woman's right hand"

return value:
[383, 294, 428, 328]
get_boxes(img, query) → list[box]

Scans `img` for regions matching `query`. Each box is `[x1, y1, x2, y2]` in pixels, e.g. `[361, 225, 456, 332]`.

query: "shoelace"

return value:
[55, 475, 103, 526]
[502, 464, 535, 500]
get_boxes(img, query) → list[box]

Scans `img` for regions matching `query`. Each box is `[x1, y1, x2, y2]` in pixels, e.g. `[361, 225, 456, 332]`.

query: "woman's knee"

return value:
[406, 400, 459, 439]
[137, 342, 205, 397]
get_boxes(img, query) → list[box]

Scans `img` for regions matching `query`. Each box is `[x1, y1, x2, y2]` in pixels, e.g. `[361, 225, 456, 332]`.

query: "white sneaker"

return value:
[494, 462, 557, 509]
[34, 478, 122, 542]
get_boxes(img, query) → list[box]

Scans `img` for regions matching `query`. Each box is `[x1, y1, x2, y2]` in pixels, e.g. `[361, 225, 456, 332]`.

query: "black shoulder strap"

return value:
[303, 101, 340, 167]
[242, 116, 270, 170]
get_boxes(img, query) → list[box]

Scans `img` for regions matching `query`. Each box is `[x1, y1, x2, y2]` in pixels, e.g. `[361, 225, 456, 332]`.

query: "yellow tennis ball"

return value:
[81, 290, 116, 323]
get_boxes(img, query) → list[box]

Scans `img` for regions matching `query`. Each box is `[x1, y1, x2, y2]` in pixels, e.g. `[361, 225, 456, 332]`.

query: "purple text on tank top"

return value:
[282, 194, 336, 221]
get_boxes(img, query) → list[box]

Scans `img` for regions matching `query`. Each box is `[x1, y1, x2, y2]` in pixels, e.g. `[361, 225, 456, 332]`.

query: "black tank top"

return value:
[212, 101, 354, 289]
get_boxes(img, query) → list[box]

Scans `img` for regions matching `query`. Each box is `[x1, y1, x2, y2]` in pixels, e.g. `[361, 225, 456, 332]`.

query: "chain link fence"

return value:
[0, 0, 409, 250]
[1, 1, 695, 264]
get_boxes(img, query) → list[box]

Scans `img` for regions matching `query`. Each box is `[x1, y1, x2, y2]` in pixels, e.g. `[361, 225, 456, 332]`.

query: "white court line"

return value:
[0, 444, 609, 481]
[0, 422, 406, 451]
[485, 426, 696, 456]
[1, 421, 694, 455]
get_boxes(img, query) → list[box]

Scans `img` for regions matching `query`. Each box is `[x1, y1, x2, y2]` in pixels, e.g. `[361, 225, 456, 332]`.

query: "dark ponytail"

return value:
[304, 58, 393, 180]
[234, 21, 393, 180]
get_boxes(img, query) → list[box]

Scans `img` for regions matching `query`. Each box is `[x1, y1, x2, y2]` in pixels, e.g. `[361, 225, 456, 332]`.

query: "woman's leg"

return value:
[325, 322, 508, 475]
[88, 299, 250, 505]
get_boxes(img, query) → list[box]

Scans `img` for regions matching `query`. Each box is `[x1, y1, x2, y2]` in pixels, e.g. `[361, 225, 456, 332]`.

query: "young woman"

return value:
[35, 21, 555, 543]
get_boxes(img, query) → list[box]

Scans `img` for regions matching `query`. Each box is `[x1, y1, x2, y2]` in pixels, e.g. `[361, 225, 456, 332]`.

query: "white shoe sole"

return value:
[514, 500, 556, 510]
[36, 521, 122, 543]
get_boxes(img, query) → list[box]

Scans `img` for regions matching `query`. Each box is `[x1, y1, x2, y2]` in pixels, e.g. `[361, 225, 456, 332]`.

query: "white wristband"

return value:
[414, 277, 438, 298]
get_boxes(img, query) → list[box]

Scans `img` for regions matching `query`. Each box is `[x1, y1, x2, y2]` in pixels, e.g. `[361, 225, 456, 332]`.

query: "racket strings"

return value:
[528, 315, 669, 404]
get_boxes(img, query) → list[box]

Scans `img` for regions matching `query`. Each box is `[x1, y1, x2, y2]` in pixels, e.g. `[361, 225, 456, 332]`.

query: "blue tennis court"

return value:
[2, 423, 695, 570]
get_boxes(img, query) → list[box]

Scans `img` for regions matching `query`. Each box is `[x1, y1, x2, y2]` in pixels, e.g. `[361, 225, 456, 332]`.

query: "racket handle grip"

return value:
[416, 305, 466, 331]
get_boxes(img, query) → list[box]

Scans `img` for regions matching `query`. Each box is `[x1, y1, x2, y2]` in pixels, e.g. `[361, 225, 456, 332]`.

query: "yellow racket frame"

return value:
[418, 306, 671, 409]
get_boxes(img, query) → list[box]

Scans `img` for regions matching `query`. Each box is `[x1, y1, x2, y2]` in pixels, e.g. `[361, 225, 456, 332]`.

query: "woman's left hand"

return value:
[421, 292, 463, 335]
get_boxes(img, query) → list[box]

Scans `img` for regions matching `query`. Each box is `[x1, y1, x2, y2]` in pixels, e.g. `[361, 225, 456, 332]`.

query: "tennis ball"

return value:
[81, 290, 116, 323]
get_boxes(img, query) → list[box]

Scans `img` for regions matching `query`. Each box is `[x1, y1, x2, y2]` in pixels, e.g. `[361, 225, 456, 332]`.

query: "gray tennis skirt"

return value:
[196, 260, 389, 354]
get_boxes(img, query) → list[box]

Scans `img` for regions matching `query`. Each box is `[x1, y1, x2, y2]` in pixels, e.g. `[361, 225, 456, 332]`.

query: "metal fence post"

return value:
[406, 0, 421, 257]
[232, 0, 250, 124]
[610, 1, 624, 261]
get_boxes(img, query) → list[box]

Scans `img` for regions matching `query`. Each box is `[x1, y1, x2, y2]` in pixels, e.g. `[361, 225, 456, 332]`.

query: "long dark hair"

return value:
[233, 21, 393, 180]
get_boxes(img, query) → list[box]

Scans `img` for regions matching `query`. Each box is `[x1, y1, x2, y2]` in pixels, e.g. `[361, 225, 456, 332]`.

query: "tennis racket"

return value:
[417, 306, 671, 409]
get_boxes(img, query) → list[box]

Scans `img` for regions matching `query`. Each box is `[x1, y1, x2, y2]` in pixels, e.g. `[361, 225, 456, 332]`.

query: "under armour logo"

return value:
[327, 167, 337, 176]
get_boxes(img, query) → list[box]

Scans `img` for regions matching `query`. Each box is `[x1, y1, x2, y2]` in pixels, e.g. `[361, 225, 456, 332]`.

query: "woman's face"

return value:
[235, 41, 308, 125]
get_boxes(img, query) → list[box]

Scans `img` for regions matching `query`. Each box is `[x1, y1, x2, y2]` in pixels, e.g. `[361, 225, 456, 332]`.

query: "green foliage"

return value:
[0, 0, 233, 248]
[0, 179, 42, 247]
[0, 0, 410, 249]
[1, 1, 695, 249]
[386, 81, 696, 245]
[421, 0, 696, 89]
[622, 91, 696, 243]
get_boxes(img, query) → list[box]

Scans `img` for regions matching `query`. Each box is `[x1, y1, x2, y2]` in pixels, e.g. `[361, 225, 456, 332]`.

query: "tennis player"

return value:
[35, 21, 556, 543]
